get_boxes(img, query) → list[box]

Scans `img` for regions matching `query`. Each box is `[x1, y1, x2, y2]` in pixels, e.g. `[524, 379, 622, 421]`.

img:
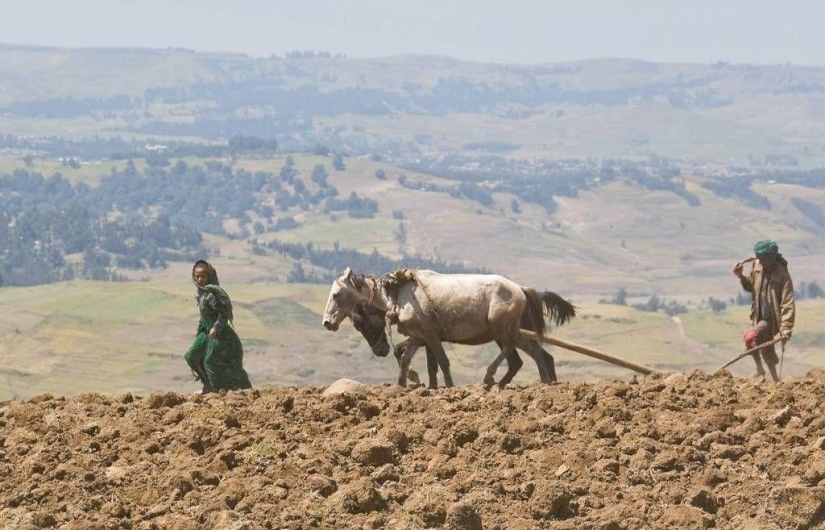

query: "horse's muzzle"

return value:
[372, 341, 390, 357]
[323, 320, 339, 331]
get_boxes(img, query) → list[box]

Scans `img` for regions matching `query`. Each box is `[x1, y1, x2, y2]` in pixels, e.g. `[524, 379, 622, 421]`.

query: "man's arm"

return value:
[733, 262, 754, 292]
[779, 274, 796, 339]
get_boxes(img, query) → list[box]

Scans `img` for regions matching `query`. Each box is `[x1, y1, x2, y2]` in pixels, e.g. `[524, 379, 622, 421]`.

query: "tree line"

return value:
[0, 153, 372, 285]
[0, 207, 203, 286]
[261, 240, 488, 284]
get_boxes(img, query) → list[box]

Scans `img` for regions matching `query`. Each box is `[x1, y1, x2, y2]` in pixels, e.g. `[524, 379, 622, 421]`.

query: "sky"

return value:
[1, 0, 824, 65]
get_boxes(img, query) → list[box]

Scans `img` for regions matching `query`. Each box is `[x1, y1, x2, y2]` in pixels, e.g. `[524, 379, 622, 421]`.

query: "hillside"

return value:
[2, 372, 825, 529]
[1, 45, 824, 400]
[1, 150, 825, 400]
[3, 45, 825, 165]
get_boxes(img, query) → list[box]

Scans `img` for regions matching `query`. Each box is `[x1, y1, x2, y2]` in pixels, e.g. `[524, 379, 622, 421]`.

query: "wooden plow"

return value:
[520, 329, 658, 376]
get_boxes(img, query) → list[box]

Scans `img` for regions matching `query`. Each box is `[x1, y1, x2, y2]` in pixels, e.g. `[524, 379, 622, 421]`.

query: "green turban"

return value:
[753, 240, 779, 260]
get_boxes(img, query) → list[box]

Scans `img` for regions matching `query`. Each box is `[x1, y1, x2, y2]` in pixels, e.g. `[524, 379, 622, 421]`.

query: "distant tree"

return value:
[229, 135, 277, 153]
[311, 164, 328, 187]
[313, 144, 331, 156]
[662, 300, 688, 316]
[511, 198, 521, 213]
[612, 287, 628, 306]
[288, 263, 307, 282]
[375, 169, 386, 180]
[171, 159, 188, 175]
[273, 216, 298, 231]
[124, 159, 138, 176]
[332, 153, 345, 171]
[394, 222, 407, 244]
[796, 281, 807, 300]
[146, 152, 170, 167]
[280, 156, 297, 184]
[633, 295, 661, 312]
[392, 210, 404, 220]
[809, 280, 824, 299]
[708, 297, 727, 314]
[258, 205, 274, 219]
[253, 221, 265, 235]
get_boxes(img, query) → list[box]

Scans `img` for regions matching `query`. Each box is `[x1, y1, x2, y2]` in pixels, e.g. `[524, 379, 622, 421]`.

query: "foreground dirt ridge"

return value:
[1, 370, 825, 530]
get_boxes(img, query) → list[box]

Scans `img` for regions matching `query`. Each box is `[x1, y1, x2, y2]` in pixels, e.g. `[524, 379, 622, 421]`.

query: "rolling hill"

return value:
[1, 45, 824, 399]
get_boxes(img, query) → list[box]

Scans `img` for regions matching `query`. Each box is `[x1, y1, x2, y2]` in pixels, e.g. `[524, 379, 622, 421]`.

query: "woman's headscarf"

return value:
[192, 259, 234, 322]
[192, 259, 219, 287]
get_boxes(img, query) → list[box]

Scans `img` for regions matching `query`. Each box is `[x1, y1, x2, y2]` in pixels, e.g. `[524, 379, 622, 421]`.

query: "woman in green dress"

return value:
[185, 260, 252, 393]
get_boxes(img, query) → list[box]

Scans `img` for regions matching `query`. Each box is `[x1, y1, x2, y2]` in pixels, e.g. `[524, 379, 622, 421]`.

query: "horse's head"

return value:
[351, 303, 390, 357]
[322, 267, 361, 331]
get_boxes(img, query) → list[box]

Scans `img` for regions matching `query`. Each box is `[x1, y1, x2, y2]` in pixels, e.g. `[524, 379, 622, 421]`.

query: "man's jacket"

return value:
[739, 261, 796, 340]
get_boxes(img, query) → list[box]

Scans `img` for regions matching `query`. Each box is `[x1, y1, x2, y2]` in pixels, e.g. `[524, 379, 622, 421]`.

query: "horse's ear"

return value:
[343, 267, 354, 284]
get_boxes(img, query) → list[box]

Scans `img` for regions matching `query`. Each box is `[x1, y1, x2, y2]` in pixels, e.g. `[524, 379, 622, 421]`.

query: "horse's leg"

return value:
[425, 345, 439, 389]
[516, 333, 552, 384]
[394, 340, 420, 385]
[484, 340, 506, 386]
[544, 348, 557, 383]
[495, 333, 524, 388]
[424, 338, 453, 387]
[497, 347, 523, 388]
[398, 338, 423, 388]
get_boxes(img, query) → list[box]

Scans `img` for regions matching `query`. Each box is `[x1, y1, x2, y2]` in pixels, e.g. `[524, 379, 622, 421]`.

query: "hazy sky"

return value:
[2, 0, 823, 65]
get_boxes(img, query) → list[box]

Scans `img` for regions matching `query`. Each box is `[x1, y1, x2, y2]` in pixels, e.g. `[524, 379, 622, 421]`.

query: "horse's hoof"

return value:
[483, 376, 496, 386]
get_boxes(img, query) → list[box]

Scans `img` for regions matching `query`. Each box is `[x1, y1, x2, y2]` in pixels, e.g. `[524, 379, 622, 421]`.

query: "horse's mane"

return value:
[351, 273, 369, 290]
[381, 268, 417, 302]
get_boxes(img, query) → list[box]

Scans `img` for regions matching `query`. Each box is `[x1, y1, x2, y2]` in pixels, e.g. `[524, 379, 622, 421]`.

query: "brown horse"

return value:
[351, 291, 568, 388]
[323, 268, 575, 388]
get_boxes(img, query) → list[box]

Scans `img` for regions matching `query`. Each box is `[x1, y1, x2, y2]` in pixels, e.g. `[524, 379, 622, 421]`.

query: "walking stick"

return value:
[735, 256, 757, 267]
[713, 336, 787, 375]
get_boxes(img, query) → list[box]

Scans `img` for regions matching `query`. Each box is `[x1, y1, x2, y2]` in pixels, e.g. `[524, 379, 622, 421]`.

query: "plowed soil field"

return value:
[2, 370, 825, 529]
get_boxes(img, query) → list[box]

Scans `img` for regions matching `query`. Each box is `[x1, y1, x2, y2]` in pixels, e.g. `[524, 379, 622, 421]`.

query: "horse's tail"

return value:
[521, 288, 577, 341]
[539, 291, 577, 327]
[522, 288, 548, 340]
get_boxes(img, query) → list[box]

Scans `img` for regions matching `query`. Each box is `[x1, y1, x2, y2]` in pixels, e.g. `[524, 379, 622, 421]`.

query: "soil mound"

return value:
[2, 370, 825, 529]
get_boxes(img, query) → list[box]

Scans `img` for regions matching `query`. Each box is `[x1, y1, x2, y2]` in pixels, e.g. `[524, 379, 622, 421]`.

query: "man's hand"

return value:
[744, 329, 759, 349]
[732, 262, 745, 278]
[208, 327, 217, 339]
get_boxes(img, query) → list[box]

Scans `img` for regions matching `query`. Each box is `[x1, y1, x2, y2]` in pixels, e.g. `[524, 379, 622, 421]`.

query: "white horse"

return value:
[322, 268, 575, 388]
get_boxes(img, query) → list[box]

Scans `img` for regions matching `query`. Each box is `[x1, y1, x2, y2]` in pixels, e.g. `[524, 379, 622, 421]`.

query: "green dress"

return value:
[185, 261, 252, 392]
